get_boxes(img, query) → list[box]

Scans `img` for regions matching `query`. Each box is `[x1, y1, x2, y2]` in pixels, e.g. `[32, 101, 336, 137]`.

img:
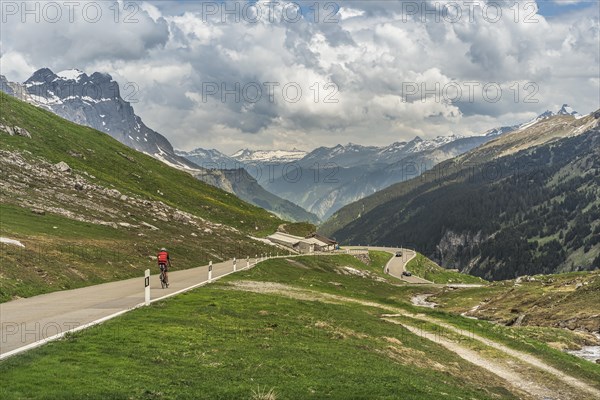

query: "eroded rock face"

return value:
[436, 230, 486, 270]
[0, 150, 232, 237]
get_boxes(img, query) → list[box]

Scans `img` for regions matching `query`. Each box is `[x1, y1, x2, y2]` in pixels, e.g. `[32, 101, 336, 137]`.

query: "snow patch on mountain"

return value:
[483, 126, 516, 137]
[56, 69, 85, 82]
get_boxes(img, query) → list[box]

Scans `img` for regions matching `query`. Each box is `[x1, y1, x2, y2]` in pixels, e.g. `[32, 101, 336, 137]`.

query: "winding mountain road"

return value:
[346, 246, 432, 283]
[0, 246, 432, 359]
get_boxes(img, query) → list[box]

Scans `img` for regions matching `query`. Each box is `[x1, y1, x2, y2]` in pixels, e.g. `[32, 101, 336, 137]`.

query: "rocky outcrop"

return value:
[0, 124, 31, 138]
[54, 161, 71, 173]
[435, 230, 486, 270]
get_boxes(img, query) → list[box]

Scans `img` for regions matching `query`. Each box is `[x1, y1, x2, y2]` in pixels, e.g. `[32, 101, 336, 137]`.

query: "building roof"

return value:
[301, 237, 329, 246]
[267, 232, 304, 245]
[306, 233, 337, 245]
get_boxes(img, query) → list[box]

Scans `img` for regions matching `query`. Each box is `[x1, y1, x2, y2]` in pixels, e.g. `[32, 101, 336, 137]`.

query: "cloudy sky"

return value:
[1, 0, 599, 153]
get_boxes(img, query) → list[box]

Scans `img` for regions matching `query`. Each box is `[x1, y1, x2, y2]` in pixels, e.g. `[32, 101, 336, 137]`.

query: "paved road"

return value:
[345, 246, 432, 284]
[0, 257, 259, 358]
[0, 247, 430, 359]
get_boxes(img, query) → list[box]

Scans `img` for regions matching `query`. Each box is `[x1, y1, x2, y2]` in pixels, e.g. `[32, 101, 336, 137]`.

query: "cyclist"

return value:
[157, 247, 171, 288]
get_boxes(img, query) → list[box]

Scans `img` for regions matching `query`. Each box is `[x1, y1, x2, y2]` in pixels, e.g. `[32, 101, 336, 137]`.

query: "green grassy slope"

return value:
[0, 93, 283, 301]
[277, 222, 317, 237]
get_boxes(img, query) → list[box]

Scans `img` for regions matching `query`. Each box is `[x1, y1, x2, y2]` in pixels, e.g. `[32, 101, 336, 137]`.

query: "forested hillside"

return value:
[324, 116, 600, 280]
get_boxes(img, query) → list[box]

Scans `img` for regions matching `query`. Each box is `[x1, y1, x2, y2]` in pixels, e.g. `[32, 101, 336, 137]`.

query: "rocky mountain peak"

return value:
[557, 104, 579, 117]
[25, 68, 56, 84]
[4, 68, 197, 170]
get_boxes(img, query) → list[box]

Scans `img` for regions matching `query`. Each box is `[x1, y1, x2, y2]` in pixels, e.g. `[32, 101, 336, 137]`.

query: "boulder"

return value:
[0, 125, 32, 138]
[172, 211, 191, 223]
[156, 211, 169, 221]
[13, 126, 31, 138]
[54, 161, 71, 173]
[0, 124, 15, 135]
[141, 222, 159, 230]
[105, 189, 121, 198]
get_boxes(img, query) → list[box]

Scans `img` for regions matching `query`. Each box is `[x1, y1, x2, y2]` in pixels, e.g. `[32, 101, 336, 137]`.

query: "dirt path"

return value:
[412, 314, 600, 399]
[382, 319, 548, 400]
[225, 280, 600, 400]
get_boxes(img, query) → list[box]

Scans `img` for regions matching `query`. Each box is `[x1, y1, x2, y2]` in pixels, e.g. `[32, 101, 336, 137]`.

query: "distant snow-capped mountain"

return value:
[177, 134, 494, 219]
[557, 104, 581, 117]
[175, 148, 240, 170]
[2, 68, 197, 169]
[231, 148, 307, 164]
[483, 126, 517, 137]
[401, 134, 467, 154]
[518, 104, 582, 131]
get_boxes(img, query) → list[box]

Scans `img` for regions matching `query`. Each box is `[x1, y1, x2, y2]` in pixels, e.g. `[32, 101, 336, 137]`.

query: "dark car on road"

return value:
[402, 271, 412, 277]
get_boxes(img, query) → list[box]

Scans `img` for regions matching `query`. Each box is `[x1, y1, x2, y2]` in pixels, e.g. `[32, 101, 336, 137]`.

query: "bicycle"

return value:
[159, 264, 169, 289]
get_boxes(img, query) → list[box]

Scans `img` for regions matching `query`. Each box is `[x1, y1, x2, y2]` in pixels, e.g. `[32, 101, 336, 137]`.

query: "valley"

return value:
[321, 111, 600, 280]
[2, 2, 599, 399]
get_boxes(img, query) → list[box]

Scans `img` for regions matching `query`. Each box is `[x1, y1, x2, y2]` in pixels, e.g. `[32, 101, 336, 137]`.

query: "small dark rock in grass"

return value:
[68, 150, 84, 158]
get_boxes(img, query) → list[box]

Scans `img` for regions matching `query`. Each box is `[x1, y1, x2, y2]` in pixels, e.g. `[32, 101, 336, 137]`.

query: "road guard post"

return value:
[144, 269, 150, 306]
